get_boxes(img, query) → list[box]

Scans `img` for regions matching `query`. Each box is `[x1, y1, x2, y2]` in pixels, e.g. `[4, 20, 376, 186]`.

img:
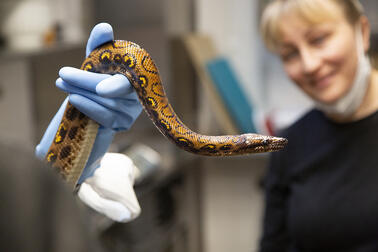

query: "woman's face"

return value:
[277, 7, 360, 104]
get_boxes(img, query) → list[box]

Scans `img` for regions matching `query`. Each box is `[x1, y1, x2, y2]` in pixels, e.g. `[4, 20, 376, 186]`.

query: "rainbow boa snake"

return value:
[45, 40, 288, 190]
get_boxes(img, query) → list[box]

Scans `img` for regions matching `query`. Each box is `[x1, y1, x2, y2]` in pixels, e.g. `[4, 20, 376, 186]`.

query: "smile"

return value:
[312, 71, 337, 89]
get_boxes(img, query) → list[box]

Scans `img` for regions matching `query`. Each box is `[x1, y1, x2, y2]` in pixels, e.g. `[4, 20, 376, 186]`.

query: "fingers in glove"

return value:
[57, 79, 141, 115]
[86, 23, 114, 57]
[68, 94, 140, 130]
[59, 67, 110, 92]
[59, 68, 134, 98]
[96, 74, 134, 98]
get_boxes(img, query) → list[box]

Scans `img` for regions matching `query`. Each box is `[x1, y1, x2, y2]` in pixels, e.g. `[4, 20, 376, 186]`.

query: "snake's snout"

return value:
[267, 136, 288, 151]
[244, 134, 288, 153]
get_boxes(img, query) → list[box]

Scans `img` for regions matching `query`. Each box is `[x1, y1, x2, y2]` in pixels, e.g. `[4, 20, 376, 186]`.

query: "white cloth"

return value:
[78, 153, 141, 222]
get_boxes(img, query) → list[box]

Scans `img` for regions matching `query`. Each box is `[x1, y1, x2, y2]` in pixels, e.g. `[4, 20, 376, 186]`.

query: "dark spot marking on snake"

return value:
[220, 144, 233, 151]
[68, 127, 79, 140]
[56, 125, 68, 144]
[83, 62, 95, 72]
[123, 53, 136, 69]
[99, 50, 112, 64]
[159, 119, 171, 131]
[114, 54, 122, 64]
[176, 137, 194, 148]
[59, 146, 72, 159]
[138, 75, 148, 88]
[66, 107, 79, 121]
[47, 151, 57, 164]
[146, 97, 158, 109]
[200, 144, 217, 153]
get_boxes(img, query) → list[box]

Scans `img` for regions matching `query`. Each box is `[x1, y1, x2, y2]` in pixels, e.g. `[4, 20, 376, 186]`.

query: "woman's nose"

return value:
[300, 48, 321, 75]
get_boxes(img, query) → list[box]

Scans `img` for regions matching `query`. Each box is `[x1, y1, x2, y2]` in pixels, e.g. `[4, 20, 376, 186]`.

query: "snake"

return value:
[45, 40, 288, 189]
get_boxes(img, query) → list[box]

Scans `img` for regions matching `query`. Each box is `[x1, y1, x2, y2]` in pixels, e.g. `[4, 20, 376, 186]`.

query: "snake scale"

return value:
[45, 40, 288, 189]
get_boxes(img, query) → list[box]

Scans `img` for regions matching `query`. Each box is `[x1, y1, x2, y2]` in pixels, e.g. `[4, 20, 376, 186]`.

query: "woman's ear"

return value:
[360, 16, 370, 53]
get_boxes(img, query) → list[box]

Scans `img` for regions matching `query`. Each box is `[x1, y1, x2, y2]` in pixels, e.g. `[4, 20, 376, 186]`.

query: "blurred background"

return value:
[0, 0, 377, 251]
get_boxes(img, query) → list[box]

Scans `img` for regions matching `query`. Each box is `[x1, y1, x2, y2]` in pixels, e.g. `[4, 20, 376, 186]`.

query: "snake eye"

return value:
[99, 50, 112, 64]
[262, 139, 270, 146]
[123, 53, 136, 68]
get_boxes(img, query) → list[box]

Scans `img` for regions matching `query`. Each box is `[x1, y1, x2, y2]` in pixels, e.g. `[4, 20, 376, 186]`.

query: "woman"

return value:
[259, 0, 378, 251]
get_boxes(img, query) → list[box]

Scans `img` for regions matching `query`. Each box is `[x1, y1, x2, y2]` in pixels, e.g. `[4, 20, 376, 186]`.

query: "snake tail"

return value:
[45, 104, 99, 189]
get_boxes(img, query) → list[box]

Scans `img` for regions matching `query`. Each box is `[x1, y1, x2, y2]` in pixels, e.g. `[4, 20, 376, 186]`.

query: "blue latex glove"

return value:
[36, 23, 143, 184]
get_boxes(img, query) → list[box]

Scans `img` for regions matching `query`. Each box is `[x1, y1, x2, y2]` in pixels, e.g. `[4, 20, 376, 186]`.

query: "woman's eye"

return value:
[282, 50, 299, 62]
[310, 34, 328, 45]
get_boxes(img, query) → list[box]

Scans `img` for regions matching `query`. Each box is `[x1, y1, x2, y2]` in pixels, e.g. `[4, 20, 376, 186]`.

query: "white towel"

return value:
[78, 153, 141, 222]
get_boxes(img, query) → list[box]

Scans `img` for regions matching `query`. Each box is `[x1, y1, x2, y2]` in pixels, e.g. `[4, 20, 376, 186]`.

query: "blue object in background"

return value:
[206, 57, 257, 133]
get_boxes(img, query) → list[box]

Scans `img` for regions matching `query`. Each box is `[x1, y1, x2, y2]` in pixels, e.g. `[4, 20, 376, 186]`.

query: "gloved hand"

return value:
[78, 153, 141, 222]
[35, 23, 143, 183]
[36, 22, 143, 222]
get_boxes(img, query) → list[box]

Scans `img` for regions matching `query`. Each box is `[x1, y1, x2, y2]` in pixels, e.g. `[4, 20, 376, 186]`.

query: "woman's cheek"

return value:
[323, 32, 356, 70]
[285, 64, 304, 88]
[325, 41, 358, 91]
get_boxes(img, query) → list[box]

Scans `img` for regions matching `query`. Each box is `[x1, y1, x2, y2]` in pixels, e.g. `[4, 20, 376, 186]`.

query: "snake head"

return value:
[242, 133, 288, 153]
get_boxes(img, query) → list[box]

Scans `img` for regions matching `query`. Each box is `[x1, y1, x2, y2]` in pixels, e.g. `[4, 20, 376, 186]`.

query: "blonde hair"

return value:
[261, 0, 364, 51]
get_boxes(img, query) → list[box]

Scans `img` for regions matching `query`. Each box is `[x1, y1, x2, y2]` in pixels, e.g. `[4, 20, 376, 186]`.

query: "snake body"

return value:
[45, 40, 287, 189]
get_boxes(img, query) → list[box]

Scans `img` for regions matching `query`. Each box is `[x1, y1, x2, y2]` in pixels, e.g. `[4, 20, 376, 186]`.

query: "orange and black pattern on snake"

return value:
[45, 40, 287, 187]
[45, 104, 97, 187]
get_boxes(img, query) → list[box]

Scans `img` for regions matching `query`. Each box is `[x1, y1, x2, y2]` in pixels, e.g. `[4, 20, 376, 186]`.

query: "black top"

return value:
[0, 143, 100, 252]
[260, 109, 378, 252]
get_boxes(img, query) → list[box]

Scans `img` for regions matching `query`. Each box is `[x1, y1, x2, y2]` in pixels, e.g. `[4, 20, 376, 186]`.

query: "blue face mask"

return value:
[314, 26, 371, 117]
